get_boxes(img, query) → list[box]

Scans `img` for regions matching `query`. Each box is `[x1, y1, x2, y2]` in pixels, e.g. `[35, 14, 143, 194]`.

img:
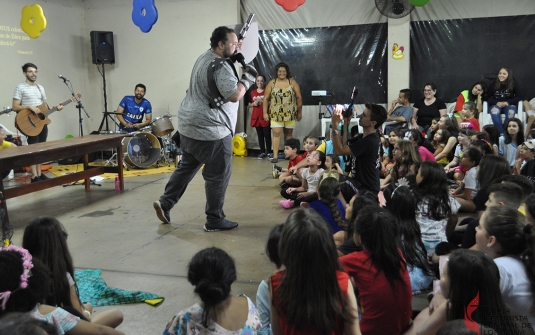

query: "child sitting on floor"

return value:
[431, 128, 450, 165]
[310, 175, 348, 234]
[452, 147, 482, 213]
[286, 136, 320, 176]
[256, 224, 283, 335]
[22, 217, 123, 327]
[163, 247, 261, 334]
[0, 245, 125, 335]
[459, 101, 480, 131]
[273, 138, 304, 185]
[270, 209, 360, 335]
[499, 117, 524, 168]
[280, 150, 325, 208]
[325, 154, 344, 175]
[444, 128, 474, 185]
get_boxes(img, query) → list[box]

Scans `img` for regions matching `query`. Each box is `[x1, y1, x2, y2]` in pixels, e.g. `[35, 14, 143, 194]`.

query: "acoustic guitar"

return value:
[15, 93, 81, 137]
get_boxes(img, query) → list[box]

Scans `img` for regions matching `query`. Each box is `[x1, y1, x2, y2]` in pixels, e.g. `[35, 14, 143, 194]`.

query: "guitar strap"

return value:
[35, 84, 49, 109]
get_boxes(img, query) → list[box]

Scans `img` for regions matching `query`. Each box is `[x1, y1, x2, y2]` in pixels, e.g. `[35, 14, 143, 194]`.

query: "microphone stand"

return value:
[61, 79, 100, 187]
[62, 79, 90, 136]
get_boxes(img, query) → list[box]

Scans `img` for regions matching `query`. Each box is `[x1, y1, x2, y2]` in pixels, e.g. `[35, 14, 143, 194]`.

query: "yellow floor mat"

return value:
[49, 163, 175, 180]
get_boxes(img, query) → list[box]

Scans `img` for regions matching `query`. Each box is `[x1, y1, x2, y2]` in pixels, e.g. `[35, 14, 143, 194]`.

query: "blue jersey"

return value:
[118, 96, 152, 128]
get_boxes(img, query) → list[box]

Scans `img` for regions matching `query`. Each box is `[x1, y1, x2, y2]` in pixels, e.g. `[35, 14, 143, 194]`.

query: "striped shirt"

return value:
[13, 82, 46, 107]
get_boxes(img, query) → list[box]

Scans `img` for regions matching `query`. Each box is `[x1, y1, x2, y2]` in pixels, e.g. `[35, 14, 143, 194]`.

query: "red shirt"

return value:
[340, 250, 412, 335]
[460, 117, 480, 132]
[271, 270, 349, 335]
[287, 154, 305, 169]
[250, 89, 269, 128]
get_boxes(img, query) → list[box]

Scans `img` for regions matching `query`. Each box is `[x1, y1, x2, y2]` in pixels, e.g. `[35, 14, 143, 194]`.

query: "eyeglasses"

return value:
[423, 89, 433, 92]
[307, 153, 318, 159]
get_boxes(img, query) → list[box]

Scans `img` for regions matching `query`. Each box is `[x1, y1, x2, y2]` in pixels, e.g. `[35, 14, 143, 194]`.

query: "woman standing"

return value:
[263, 63, 302, 163]
[487, 67, 522, 135]
[412, 83, 447, 132]
[249, 75, 272, 159]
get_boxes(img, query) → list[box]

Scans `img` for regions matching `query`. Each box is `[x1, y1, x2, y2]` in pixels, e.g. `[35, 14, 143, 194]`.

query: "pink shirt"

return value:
[418, 146, 436, 162]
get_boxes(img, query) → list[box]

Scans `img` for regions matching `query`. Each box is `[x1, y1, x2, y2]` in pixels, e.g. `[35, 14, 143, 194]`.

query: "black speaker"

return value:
[90, 31, 115, 64]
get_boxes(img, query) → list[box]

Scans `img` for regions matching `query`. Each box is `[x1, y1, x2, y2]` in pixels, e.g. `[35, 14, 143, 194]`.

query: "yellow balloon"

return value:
[21, 4, 47, 39]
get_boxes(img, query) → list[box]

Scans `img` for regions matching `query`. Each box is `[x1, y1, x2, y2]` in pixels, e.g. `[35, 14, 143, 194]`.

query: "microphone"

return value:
[233, 53, 247, 69]
[58, 75, 69, 82]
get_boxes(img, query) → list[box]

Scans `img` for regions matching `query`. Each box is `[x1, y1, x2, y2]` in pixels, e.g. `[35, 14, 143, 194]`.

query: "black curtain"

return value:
[410, 15, 535, 103]
[255, 24, 388, 106]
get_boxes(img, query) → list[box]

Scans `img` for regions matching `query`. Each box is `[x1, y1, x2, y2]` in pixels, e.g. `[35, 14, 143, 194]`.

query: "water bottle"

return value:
[115, 176, 120, 192]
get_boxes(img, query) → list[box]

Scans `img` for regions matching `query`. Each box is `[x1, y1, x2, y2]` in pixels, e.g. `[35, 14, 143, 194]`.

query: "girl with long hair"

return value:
[475, 206, 535, 330]
[487, 67, 523, 135]
[22, 217, 123, 328]
[406, 129, 436, 162]
[482, 124, 500, 154]
[499, 117, 524, 167]
[452, 148, 483, 213]
[164, 247, 261, 334]
[473, 155, 512, 213]
[431, 128, 450, 165]
[383, 184, 433, 294]
[310, 176, 348, 234]
[270, 209, 360, 335]
[433, 115, 459, 164]
[381, 139, 421, 188]
[340, 206, 412, 335]
[406, 249, 530, 335]
[336, 191, 379, 256]
[381, 128, 404, 177]
[0, 246, 125, 335]
[414, 161, 460, 255]
[453, 81, 487, 128]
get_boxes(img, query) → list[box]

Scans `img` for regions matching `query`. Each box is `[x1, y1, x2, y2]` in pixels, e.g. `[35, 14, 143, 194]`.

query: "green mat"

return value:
[75, 269, 164, 307]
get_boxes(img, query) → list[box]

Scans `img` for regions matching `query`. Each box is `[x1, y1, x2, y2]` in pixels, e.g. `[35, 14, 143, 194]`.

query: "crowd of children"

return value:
[3, 86, 535, 334]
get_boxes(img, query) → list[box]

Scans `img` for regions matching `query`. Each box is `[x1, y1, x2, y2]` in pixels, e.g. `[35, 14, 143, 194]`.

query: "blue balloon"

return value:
[132, 0, 158, 33]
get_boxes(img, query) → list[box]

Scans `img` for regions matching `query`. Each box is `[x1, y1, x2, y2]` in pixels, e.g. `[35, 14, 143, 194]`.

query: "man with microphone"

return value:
[12, 63, 64, 183]
[153, 26, 257, 232]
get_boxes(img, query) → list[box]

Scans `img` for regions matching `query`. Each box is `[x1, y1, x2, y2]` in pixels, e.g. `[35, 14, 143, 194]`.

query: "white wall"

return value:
[0, 0, 240, 140]
[0, 0, 86, 140]
[83, 0, 240, 135]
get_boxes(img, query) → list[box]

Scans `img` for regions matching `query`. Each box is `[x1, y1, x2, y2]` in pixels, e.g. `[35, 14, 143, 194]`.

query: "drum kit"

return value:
[102, 114, 179, 170]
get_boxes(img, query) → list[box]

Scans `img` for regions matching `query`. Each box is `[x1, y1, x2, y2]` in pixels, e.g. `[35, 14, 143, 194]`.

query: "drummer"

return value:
[116, 83, 153, 133]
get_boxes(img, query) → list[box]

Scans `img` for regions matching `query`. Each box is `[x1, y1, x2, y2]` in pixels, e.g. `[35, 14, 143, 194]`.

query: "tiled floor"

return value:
[4, 156, 429, 334]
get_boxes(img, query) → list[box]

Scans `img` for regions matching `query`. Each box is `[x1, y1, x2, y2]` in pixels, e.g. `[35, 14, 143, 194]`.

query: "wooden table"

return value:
[0, 134, 126, 242]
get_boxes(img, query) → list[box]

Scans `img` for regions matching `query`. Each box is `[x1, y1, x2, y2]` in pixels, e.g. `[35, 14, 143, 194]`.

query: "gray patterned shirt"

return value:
[177, 50, 239, 141]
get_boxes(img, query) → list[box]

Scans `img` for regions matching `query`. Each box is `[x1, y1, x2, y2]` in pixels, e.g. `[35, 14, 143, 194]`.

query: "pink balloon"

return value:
[275, 0, 306, 12]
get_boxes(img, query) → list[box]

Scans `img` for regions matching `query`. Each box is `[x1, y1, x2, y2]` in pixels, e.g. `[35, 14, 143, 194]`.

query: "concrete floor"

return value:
[4, 155, 428, 334]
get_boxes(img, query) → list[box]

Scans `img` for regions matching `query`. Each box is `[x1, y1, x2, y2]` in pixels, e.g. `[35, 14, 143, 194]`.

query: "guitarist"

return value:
[12, 63, 64, 183]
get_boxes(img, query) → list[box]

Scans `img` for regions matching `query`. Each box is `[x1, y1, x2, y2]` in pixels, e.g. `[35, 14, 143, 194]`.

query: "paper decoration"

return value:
[275, 0, 306, 12]
[132, 0, 158, 33]
[20, 4, 47, 39]
[409, 0, 430, 6]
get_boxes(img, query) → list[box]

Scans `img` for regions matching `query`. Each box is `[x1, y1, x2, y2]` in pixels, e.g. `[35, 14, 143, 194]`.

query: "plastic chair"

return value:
[480, 101, 525, 129]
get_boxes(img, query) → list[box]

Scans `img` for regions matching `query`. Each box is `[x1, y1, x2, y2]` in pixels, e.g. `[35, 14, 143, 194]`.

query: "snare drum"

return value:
[151, 115, 174, 136]
[122, 132, 161, 168]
